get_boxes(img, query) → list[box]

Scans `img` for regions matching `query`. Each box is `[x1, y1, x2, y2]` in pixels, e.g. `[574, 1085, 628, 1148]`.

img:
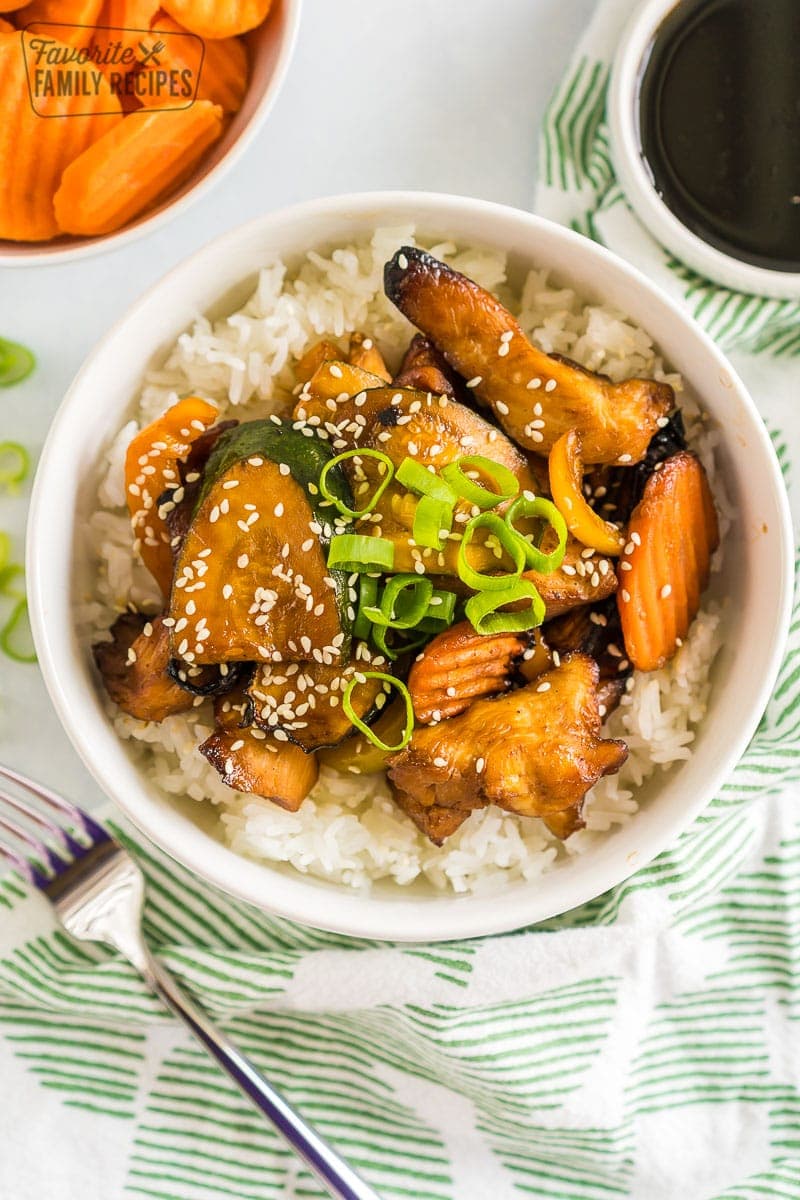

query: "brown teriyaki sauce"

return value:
[638, 0, 800, 271]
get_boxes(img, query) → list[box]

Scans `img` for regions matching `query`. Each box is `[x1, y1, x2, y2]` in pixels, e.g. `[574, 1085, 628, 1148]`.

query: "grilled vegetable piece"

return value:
[199, 728, 318, 810]
[549, 429, 624, 555]
[125, 396, 219, 596]
[247, 649, 392, 751]
[348, 332, 391, 381]
[93, 612, 193, 722]
[294, 340, 342, 387]
[318, 701, 408, 774]
[388, 654, 627, 840]
[384, 247, 673, 464]
[169, 420, 354, 665]
[545, 597, 630, 716]
[408, 620, 527, 724]
[393, 333, 463, 399]
[618, 451, 719, 671]
[293, 360, 389, 426]
[167, 657, 250, 698]
[162, 419, 239, 556]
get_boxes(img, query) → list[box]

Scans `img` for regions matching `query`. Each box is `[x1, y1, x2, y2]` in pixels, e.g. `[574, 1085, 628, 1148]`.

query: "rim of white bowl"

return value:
[0, 0, 303, 268]
[608, 0, 800, 300]
[27, 192, 795, 942]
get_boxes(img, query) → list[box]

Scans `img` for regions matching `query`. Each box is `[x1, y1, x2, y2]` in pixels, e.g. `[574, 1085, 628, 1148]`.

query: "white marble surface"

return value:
[0, 0, 594, 804]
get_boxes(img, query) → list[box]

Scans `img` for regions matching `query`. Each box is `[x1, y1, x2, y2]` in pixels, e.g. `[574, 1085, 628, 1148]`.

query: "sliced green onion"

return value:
[425, 588, 458, 626]
[319, 449, 394, 519]
[0, 530, 9, 570]
[0, 338, 35, 388]
[412, 494, 453, 550]
[440, 454, 519, 510]
[0, 562, 25, 600]
[457, 512, 527, 591]
[0, 597, 36, 663]
[396, 456, 456, 503]
[465, 580, 546, 635]
[363, 573, 433, 629]
[327, 534, 394, 573]
[343, 672, 414, 751]
[371, 623, 430, 661]
[0, 443, 30, 494]
[353, 574, 379, 641]
[505, 494, 568, 574]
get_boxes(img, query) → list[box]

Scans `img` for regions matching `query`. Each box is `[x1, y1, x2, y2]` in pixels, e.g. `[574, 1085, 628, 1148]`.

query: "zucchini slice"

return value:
[247, 646, 393, 752]
[168, 420, 355, 666]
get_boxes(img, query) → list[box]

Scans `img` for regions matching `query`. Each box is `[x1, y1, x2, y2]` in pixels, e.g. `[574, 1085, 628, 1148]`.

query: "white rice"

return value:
[83, 227, 729, 894]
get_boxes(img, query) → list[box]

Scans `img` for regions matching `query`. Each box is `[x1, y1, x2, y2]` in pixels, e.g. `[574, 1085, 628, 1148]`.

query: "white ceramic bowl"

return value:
[0, 0, 302, 266]
[27, 192, 794, 942]
[609, 0, 800, 299]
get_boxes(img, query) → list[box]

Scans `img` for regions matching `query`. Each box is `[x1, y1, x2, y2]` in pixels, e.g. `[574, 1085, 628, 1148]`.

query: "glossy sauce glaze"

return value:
[638, 0, 800, 271]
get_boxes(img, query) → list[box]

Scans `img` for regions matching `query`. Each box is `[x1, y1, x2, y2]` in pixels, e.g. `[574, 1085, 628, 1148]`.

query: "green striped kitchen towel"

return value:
[2, 3, 800, 1196]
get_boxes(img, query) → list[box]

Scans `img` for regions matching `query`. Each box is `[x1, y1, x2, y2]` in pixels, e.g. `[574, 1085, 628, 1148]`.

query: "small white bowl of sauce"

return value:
[609, 0, 800, 298]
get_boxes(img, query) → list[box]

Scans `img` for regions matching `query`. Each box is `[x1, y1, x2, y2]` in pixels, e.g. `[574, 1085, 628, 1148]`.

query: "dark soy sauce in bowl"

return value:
[638, 0, 800, 272]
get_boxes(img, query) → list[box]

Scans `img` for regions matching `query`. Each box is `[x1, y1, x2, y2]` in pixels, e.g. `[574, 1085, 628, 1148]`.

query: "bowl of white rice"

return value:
[26, 192, 794, 941]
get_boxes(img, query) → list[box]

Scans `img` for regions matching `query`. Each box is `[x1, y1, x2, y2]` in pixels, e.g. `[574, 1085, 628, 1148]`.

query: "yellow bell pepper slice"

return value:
[548, 429, 623, 556]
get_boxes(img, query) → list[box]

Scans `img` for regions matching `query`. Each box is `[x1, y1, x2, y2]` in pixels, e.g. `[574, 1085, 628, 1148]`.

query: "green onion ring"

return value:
[363, 574, 433, 629]
[0, 597, 36, 663]
[440, 454, 519, 510]
[412, 494, 454, 550]
[319, 449, 395, 519]
[457, 512, 527, 591]
[0, 443, 30, 494]
[465, 580, 546, 635]
[343, 672, 414, 751]
[353, 575, 379, 641]
[0, 339, 35, 388]
[327, 534, 394, 573]
[396, 457, 456, 503]
[505, 494, 568, 574]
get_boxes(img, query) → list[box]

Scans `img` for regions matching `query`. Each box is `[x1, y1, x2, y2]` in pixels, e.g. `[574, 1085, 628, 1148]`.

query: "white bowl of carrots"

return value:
[0, 0, 301, 263]
[27, 193, 795, 941]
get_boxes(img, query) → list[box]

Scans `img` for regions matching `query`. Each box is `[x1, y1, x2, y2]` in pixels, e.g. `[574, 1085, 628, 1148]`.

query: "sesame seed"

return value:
[237, 554, 249, 568]
[498, 343, 510, 357]
[656, 416, 670, 428]
[630, 532, 641, 546]
[433, 756, 448, 768]
[562, 564, 576, 576]
[545, 379, 557, 392]
[397, 252, 408, 269]
[500, 330, 514, 343]
[466, 376, 482, 388]
[622, 588, 631, 602]
[126, 648, 137, 665]
[274, 502, 284, 517]
[618, 454, 633, 464]
[660, 584, 672, 599]
[527, 378, 542, 390]
[530, 430, 544, 443]
[620, 560, 632, 572]
[537, 681, 551, 692]
[408, 441, 418, 456]
[476, 757, 486, 774]
[329, 364, 343, 379]
[222, 479, 239, 490]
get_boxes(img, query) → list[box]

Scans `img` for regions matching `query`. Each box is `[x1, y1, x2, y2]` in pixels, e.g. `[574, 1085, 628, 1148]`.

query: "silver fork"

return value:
[0, 763, 380, 1200]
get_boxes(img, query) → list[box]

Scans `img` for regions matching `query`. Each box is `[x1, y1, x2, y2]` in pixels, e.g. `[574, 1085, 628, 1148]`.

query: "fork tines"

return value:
[0, 764, 108, 888]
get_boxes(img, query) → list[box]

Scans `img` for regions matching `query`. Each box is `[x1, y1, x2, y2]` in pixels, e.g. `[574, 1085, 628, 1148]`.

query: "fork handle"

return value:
[143, 954, 381, 1200]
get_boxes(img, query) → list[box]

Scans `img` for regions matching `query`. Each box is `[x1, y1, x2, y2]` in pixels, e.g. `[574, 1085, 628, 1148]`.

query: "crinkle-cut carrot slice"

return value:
[139, 12, 247, 111]
[617, 451, 719, 672]
[0, 36, 122, 241]
[124, 395, 219, 595]
[160, 0, 271, 39]
[53, 99, 223, 235]
[18, 0, 103, 47]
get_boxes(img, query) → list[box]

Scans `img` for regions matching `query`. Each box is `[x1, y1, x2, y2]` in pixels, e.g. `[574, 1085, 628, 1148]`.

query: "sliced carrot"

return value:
[19, 0, 103, 46]
[140, 12, 247, 111]
[0, 36, 121, 241]
[160, 0, 271, 39]
[53, 99, 223, 235]
[124, 395, 219, 595]
[617, 451, 719, 672]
